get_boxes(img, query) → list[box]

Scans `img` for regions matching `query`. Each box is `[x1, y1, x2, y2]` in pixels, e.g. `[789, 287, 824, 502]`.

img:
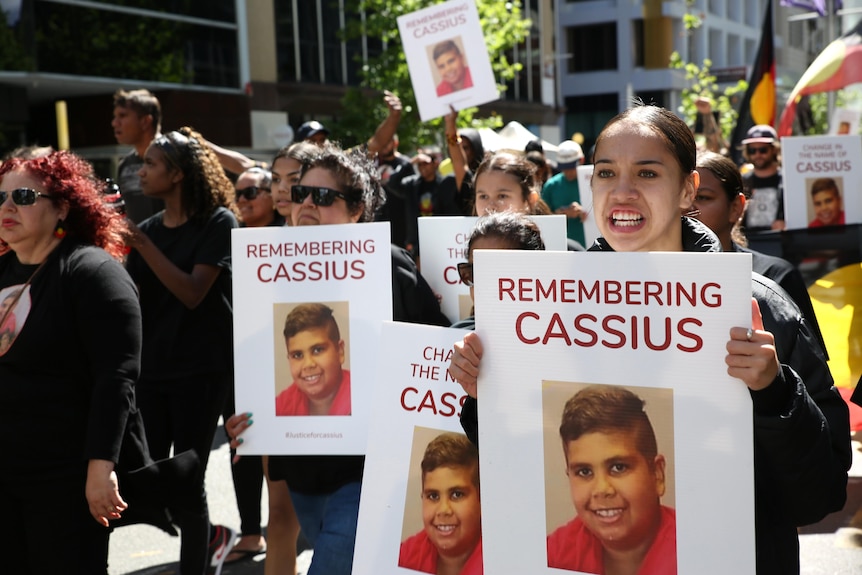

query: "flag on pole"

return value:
[729, 2, 776, 165]
[779, 0, 833, 17]
[778, 18, 862, 136]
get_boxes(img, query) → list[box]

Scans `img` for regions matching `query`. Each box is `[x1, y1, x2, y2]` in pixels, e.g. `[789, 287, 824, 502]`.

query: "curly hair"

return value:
[302, 144, 385, 222]
[0, 151, 128, 259]
[151, 127, 237, 223]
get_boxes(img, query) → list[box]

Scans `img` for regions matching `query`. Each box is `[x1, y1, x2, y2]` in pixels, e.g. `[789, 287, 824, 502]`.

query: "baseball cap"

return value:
[741, 125, 777, 145]
[557, 140, 584, 170]
[296, 121, 329, 142]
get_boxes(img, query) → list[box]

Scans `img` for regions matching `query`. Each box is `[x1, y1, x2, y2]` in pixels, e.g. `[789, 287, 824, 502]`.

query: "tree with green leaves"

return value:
[339, 0, 531, 150]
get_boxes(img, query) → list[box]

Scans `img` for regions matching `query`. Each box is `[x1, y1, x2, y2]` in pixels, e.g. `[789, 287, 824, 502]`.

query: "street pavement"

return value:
[108, 426, 862, 574]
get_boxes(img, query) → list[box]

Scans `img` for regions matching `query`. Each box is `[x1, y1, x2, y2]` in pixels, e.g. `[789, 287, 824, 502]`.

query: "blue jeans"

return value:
[289, 481, 361, 575]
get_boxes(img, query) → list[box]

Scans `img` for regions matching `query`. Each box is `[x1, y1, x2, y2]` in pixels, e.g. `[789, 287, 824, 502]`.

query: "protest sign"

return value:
[473, 250, 756, 574]
[781, 135, 862, 229]
[576, 163, 599, 247]
[231, 222, 392, 455]
[353, 322, 476, 575]
[418, 215, 567, 323]
[397, 0, 498, 121]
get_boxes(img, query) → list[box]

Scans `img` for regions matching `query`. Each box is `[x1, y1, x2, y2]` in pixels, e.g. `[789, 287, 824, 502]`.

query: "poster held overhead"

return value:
[397, 0, 499, 121]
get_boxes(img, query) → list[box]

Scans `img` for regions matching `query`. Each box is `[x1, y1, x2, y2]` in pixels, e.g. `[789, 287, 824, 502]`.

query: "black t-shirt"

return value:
[743, 171, 783, 232]
[0, 242, 141, 478]
[126, 207, 238, 380]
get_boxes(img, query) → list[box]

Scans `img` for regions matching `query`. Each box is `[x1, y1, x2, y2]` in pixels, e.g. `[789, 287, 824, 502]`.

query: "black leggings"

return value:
[137, 371, 230, 575]
[223, 384, 264, 536]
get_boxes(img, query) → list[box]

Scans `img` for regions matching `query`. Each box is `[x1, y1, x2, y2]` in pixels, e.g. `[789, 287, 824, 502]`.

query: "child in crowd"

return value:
[275, 302, 351, 416]
[399, 432, 483, 575]
[547, 385, 676, 575]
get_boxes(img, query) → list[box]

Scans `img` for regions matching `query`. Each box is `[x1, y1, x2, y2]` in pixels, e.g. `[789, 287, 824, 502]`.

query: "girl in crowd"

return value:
[271, 141, 319, 226]
[448, 105, 850, 575]
[693, 150, 826, 355]
[228, 143, 449, 575]
[0, 152, 140, 573]
[471, 150, 551, 217]
[124, 126, 239, 575]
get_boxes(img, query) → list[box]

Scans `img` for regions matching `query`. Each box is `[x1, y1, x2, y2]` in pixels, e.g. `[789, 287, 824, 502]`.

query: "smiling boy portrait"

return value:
[546, 384, 677, 575]
[275, 302, 351, 416]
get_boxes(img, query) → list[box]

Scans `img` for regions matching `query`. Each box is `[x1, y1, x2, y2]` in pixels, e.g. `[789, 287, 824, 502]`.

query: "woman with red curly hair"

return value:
[124, 126, 239, 575]
[0, 151, 141, 573]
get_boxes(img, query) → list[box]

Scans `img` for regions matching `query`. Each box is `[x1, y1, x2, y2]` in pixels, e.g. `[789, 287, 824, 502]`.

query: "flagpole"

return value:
[827, 1, 837, 118]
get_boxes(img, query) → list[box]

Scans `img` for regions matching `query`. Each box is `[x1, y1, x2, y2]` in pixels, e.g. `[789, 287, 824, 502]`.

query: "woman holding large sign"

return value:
[449, 105, 851, 575]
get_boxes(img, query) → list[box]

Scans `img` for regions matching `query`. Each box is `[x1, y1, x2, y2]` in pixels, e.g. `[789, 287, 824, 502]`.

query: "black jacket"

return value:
[462, 218, 851, 575]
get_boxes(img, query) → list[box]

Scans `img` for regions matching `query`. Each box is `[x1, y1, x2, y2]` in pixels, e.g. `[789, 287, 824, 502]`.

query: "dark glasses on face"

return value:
[457, 262, 474, 287]
[0, 188, 56, 206]
[291, 184, 358, 207]
[746, 146, 771, 155]
[235, 186, 270, 201]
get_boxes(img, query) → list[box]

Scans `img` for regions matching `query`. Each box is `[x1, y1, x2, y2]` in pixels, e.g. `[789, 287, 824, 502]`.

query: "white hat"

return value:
[557, 140, 584, 169]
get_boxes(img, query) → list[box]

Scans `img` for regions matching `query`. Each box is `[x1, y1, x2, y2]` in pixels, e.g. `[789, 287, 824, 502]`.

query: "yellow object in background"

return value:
[55, 100, 69, 150]
[808, 263, 862, 389]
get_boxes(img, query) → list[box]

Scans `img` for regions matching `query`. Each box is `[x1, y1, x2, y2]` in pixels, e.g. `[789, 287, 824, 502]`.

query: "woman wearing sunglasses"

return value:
[228, 143, 449, 575]
[0, 151, 140, 573]
[234, 166, 283, 229]
[448, 105, 850, 575]
[124, 126, 240, 575]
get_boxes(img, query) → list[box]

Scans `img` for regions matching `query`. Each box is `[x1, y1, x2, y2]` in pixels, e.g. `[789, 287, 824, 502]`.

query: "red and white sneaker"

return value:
[207, 524, 237, 575]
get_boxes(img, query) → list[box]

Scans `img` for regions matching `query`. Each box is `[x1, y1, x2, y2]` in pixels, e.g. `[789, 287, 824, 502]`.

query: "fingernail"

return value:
[245, 412, 253, 418]
[247, 419, 254, 426]
[237, 438, 244, 444]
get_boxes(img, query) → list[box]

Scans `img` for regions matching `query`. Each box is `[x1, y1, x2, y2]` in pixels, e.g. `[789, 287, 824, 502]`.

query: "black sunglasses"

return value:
[291, 184, 358, 207]
[457, 262, 473, 287]
[235, 186, 270, 201]
[746, 146, 771, 155]
[0, 188, 56, 206]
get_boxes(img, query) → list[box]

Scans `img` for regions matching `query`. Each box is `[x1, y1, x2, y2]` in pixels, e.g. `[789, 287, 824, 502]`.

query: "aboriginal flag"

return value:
[730, 1, 776, 165]
[778, 18, 862, 135]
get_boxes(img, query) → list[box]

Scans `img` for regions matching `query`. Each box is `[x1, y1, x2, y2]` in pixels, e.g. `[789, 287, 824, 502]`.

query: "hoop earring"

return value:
[53, 220, 67, 239]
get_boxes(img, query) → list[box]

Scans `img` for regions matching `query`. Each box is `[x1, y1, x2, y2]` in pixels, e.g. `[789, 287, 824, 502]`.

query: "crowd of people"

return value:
[0, 85, 855, 575]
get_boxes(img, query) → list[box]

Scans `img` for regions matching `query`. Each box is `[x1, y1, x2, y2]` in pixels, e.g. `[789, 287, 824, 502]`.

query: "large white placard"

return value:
[418, 215, 567, 323]
[231, 222, 392, 455]
[781, 134, 862, 230]
[474, 250, 756, 574]
[397, 0, 499, 121]
[576, 164, 600, 248]
[353, 322, 475, 575]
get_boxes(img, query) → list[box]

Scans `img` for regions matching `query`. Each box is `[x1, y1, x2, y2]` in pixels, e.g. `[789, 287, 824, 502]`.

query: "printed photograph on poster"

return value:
[399, 426, 482, 575]
[231, 222, 392, 456]
[828, 107, 861, 135]
[542, 381, 676, 574]
[397, 0, 499, 121]
[780, 135, 862, 229]
[272, 301, 351, 417]
[805, 176, 845, 228]
[351, 322, 475, 575]
[471, 250, 756, 573]
[417, 215, 567, 323]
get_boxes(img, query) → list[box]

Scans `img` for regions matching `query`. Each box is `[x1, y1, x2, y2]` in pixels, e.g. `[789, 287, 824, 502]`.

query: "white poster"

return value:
[576, 163, 600, 248]
[828, 107, 861, 135]
[474, 250, 756, 574]
[231, 222, 392, 455]
[781, 134, 862, 230]
[353, 322, 477, 575]
[418, 215, 567, 323]
[397, 0, 499, 121]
